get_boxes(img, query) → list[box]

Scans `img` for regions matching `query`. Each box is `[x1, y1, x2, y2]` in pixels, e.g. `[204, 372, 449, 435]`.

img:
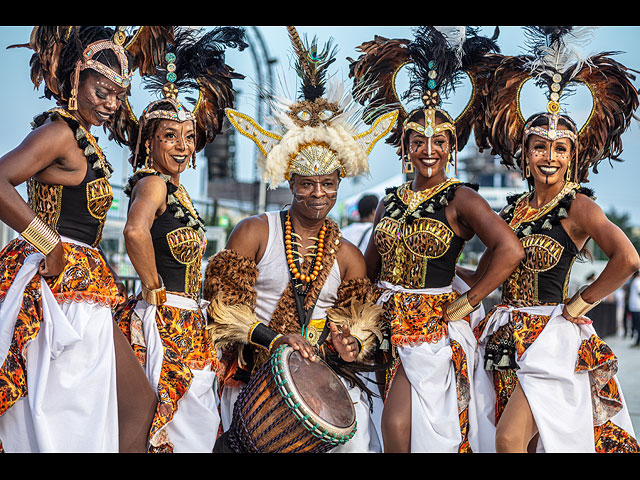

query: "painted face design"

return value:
[408, 130, 451, 178]
[290, 172, 340, 219]
[148, 120, 196, 176]
[75, 71, 128, 128]
[526, 131, 573, 184]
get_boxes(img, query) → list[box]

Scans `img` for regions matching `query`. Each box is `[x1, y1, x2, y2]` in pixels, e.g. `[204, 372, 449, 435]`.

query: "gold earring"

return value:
[405, 159, 414, 173]
[145, 144, 153, 169]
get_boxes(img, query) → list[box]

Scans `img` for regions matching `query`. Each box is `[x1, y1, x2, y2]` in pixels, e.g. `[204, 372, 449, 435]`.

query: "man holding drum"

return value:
[203, 27, 398, 453]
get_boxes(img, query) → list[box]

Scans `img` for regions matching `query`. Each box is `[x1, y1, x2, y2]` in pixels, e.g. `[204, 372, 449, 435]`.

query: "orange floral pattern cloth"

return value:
[475, 306, 640, 452]
[381, 289, 472, 452]
[0, 238, 123, 452]
[116, 296, 218, 453]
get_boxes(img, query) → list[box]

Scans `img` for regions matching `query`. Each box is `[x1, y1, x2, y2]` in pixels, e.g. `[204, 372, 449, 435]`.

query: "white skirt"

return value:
[377, 276, 485, 453]
[473, 304, 636, 453]
[0, 248, 119, 453]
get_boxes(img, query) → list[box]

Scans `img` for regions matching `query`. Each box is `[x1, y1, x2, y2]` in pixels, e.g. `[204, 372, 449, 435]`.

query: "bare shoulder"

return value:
[226, 213, 270, 260]
[337, 235, 367, 280]
[130, 174, 168, 206]
[20, 118, 76, 157]
[452, 184, 484, 202]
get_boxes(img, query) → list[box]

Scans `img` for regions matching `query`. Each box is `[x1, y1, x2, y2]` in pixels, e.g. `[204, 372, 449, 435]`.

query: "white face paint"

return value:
[427, 167, 432, 177]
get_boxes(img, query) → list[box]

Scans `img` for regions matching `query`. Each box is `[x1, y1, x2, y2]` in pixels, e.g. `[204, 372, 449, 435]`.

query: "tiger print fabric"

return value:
[477, 306, 639, 452]
[115, 297, 218, 453]
[0, 238, 123, 452]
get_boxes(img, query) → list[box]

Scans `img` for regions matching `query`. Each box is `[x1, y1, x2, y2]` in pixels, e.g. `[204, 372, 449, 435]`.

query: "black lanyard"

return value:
[279, 210, 329, 344]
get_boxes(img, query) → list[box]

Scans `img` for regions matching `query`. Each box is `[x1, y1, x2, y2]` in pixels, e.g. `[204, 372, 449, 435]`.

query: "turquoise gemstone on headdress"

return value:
[166, 72, 177, 82]
[428, 60, 436, 69]
[427, 79, 436, 89]
[165, 52, 176, 63]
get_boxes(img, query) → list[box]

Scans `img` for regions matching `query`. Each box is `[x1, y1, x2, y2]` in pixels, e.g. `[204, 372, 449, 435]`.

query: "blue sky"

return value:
[1, 26, 639, 224]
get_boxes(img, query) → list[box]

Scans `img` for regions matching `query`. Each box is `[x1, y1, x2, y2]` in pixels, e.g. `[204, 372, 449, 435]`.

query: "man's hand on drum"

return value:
[328, 322, 359, 363]
[273, 334, 319, 361]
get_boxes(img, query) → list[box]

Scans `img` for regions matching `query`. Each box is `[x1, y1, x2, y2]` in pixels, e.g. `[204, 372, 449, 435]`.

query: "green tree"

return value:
[590, 207, 640, 261]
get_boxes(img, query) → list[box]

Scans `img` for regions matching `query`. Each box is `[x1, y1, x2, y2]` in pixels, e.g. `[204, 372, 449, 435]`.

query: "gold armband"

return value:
[21, 216, 60, 256]
[565, 286, 600, 318]
[142, 276, 167, 305]
[446, 292, 479, 322]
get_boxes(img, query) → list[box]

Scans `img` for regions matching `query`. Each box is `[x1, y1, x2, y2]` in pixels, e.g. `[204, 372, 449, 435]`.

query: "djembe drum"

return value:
[226, 344, 357, 453]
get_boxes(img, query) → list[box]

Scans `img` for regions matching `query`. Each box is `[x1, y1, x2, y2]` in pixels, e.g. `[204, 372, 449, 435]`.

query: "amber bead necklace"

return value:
[284, 211, 327, 294]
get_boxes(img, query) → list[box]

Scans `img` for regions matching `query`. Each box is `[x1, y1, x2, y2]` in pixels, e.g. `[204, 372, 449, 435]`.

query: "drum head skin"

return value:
[285, 349, 356, 429]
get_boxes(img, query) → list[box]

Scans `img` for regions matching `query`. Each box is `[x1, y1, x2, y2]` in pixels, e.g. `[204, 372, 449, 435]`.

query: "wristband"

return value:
[446, 292, 479, 322]
[21, 216, 60, 256]
[248, 321, 281, 352]
[142, 275, 167, 305]
[565, 286, 600, 318]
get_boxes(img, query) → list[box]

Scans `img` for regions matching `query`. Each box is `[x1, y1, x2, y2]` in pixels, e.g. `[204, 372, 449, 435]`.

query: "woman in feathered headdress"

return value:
[204, 26, 397, 453]
[348, 26, 526, 453]
[109, 26, 247, 453]
[0, 26, 174, 453]
[464, 26, 640, 453]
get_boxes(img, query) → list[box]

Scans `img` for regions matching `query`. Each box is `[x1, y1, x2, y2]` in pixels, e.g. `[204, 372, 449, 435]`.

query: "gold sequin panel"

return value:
[375, 216, 453, 287]
[501, 234, 565, 305]
[166, 227, 206, 298]
[27, 179, 63, 230]
[86, 177, 113, 221]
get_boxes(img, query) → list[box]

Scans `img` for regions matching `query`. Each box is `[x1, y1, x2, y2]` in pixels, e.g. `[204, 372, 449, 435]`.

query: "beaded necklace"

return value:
[284, 211, 327, 295]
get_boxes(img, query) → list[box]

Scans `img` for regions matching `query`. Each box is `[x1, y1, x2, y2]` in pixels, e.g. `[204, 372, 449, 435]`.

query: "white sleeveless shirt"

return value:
[255, 211, 342, 326]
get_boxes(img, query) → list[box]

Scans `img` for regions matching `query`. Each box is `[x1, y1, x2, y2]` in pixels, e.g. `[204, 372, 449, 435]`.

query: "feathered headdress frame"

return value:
[479, 26, 640, 183]
[225, 26, 399, 189]
[111, 26, 248, 170]
[348, 25, 502, 173]
[9, 26, 175, 114]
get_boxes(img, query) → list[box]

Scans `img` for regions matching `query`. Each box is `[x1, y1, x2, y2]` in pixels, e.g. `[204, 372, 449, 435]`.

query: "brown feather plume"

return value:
[573, 53, 639, 181]
[478, 55, 533, 168]
[125, 26, 175, 76]
[348, 35, 412, 146]
[8, 26, 76, 95]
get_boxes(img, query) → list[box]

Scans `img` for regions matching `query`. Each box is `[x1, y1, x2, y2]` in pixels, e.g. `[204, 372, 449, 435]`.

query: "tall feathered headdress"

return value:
[9, 26, 175, 112]
[225, 26, 399, 188]
[111, 26, 248, 170]
[479, 26, 639, 183]
[348, 26, 502, 174]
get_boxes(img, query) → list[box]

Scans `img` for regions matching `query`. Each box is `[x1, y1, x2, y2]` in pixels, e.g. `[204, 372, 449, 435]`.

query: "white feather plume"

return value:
[524, 26, 598, 80]
[434, 26, 467, 66]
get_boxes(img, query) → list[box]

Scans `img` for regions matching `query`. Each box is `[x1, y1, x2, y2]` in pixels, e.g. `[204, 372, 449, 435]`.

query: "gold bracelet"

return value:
[21, 216, 60, 256]
[142, 276, 166, 305]
[268, 334, 283, 353]
[565, 286, 600, 318]
[446, 292, 479, 322]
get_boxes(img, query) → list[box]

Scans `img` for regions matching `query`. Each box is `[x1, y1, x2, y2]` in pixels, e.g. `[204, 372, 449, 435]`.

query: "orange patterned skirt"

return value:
[380, 289, 472, 452]
[115, 295, 218, 453]
[475, 304, 640, 453]
[0, 238, 123, 451]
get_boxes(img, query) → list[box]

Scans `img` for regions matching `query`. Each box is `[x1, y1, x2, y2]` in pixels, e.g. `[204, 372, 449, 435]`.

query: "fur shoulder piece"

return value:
[203, 248, 259, 308]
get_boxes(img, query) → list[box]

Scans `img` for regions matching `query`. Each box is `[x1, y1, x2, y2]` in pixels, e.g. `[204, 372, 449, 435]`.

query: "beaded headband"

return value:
[68, 30, 133, 111]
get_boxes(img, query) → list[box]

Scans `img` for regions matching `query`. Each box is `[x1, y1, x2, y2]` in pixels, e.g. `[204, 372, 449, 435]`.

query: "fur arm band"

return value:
[204, 249, 272, 351]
